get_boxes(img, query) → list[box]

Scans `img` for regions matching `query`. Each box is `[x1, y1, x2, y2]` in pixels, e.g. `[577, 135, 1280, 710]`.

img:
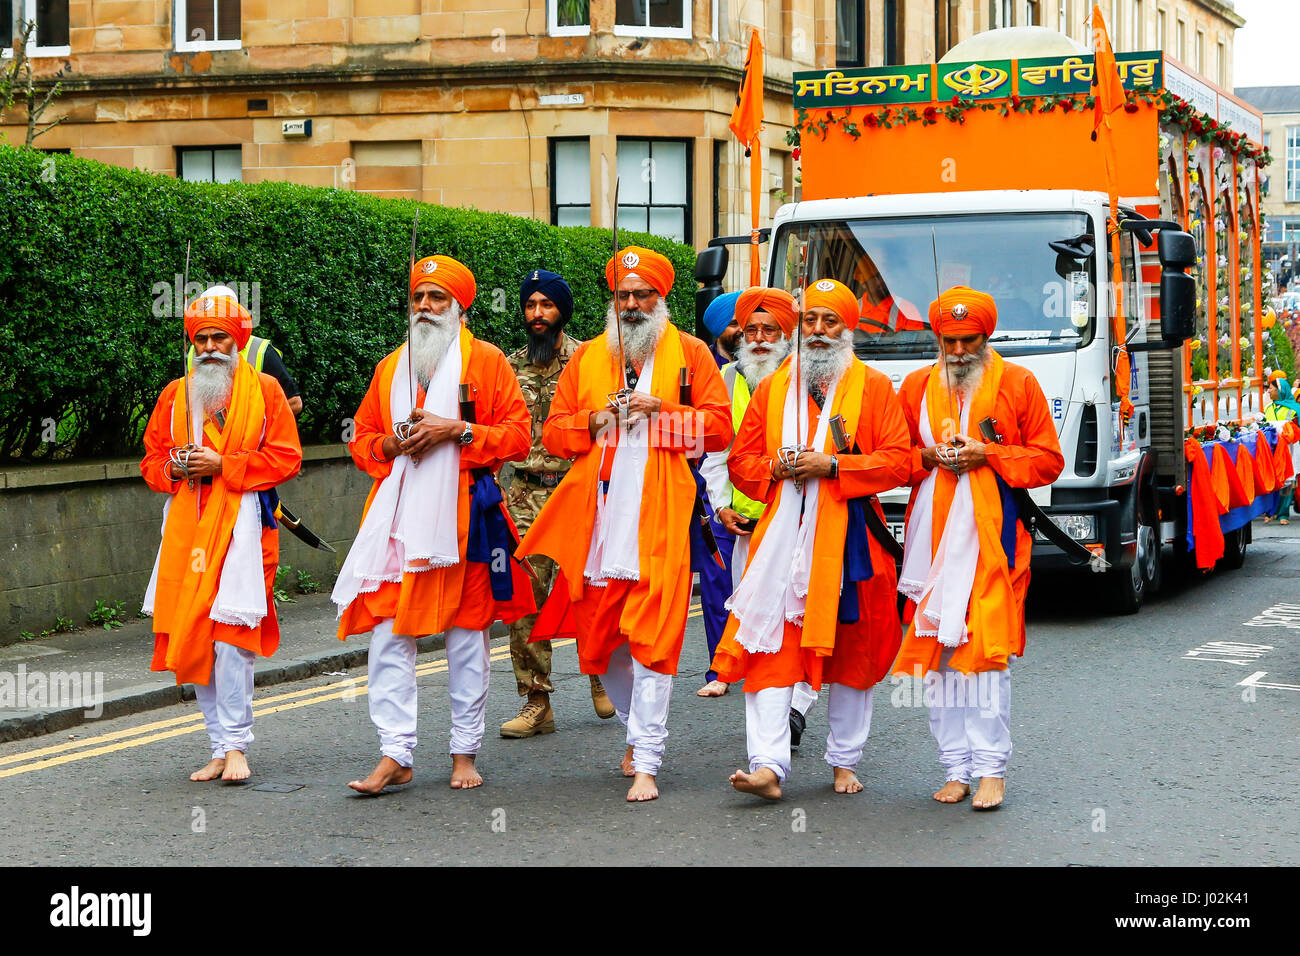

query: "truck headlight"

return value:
[1035, 513, 1097, 543]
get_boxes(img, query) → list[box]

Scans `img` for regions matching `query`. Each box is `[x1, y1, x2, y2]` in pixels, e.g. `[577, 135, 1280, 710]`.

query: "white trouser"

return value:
[822, 683, 873, 769]
[367, 619, 491, 768]
[601, 643, 673, 776]
[194, 642, 255, 759]
[926, 649, 1012, 783]
[792, 681, 819, 716]
[731, 536, 751, 591]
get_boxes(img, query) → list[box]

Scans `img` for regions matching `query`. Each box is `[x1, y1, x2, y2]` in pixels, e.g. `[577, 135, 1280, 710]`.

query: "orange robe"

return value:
[710, 359, 912, 692]
[893, 356, 1064, 675]
[859, 294, 925, 334]
[518, 325, 732, 676]
[337, 328, 534, 639]
[141, 366, 302, 685]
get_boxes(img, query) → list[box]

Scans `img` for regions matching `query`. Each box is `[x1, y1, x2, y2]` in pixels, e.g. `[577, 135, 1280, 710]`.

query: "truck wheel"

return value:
[1136, 520, 1162, 595]
[1218, 527, 1247, 571]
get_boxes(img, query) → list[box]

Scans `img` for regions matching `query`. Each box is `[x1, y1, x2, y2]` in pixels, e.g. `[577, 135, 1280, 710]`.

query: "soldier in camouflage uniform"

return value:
[501, 270, 615, 738]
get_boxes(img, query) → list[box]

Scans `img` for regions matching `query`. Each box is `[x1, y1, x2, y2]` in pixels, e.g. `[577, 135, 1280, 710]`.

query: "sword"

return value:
[931, 229, 962, 467]
[608, 177, 633, 416]
[779, 233, 811, 494]
[406, 208, 420, 412]
[274, 502, 338, 553]
[180, 240, 199, 521]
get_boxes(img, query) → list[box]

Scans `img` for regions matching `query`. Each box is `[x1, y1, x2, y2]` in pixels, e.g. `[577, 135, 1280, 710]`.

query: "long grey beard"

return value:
[943, 346, 989, 401]
[605, 299, 669, 368]
[798, 329, 854, 392]
[191, 352, 236, 417]
[736, 336, 791, 391]
[410, 302, 462, 390]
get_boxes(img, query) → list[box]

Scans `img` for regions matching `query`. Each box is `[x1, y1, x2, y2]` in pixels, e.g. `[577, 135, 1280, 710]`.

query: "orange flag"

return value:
[1091, 4, 1133, 422]
[731, 29, 765, 285]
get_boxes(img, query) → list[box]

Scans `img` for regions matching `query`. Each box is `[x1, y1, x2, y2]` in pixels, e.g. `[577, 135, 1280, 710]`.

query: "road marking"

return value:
[1182, 641, 1274, 666]
[1242, 603, 1300, 630]
[0, 639, 577, 779]
[1237, 671, 1300, 693]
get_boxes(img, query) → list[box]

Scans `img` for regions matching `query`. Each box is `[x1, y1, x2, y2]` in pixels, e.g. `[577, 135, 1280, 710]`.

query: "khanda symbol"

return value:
[943, 63, 1008, 97]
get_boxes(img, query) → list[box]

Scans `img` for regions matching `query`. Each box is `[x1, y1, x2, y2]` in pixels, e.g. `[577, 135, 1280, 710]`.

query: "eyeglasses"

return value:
[743, 325, 783, 341]
[616, 289, 658, 303]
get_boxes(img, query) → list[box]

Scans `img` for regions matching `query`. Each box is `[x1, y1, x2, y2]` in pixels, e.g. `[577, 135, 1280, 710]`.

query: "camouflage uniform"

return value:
[505, 332, 581, 696]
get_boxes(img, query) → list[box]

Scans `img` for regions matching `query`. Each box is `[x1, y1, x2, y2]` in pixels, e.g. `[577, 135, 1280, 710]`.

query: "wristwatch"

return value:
[457, 422, 474, 446]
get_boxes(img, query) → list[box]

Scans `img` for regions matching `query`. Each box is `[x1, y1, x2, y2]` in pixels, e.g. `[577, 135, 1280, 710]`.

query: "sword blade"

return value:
[407, 208, 420, 409]
[612, 177, 627, 392]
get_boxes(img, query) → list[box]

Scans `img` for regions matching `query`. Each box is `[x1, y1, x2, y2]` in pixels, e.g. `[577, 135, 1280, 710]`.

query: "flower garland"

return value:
[786, 88, 1272, 167]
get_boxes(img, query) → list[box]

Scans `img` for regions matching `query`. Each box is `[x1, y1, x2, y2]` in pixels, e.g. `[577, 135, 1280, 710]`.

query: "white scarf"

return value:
[142, 398, 268, 629]
[332, 334, 463, 614]
[583, 351, 656, 584]
[725, 356, 837, 654]
[897, 390, 979, 648]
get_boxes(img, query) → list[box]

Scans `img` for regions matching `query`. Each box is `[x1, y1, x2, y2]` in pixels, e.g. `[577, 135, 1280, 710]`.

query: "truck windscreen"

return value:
[772, 212, 1097, 356]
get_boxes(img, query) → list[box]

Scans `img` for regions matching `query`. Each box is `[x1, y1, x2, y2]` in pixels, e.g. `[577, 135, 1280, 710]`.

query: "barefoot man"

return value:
[141, 287, 302, 782]
[333, 254, 533, 794]
[712, 279, 911, 800]
[519, 246, 731, 802]
[895, 287, 1063, 810]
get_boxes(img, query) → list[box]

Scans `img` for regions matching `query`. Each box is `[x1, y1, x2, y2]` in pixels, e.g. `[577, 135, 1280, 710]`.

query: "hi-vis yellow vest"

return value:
[722, 363, 764, 521]
[186, 335, 275, 372]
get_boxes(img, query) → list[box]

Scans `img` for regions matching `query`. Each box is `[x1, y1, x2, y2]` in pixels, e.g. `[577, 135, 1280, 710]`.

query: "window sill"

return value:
[25, 45, 71, 58]
[549, 25, 591, 37]
[612, 25, 691, 39]
[175, 39, 243, 53]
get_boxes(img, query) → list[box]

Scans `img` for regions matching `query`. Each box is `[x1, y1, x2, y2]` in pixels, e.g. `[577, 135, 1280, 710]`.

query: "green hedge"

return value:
[0, 145, 698, 459]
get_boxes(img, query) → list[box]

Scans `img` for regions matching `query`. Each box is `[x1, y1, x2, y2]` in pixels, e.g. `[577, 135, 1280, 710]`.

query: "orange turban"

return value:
[928, 286, 997, 337]
[606, 246, 675, 297]
[803, 278, 860, 331]
[184, 290, 253, 350]
[411, 255, 477, 310]
[1269, 369, 1288, 384]
[735, 287, 797, 335]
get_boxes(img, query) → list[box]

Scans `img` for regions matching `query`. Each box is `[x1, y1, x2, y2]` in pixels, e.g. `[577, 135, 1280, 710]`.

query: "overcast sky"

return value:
[1233, 0, 1300, 89]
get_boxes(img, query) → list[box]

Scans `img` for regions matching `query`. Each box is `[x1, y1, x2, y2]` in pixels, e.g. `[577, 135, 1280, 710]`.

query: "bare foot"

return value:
[832, 766, 863, 794]
[933, 780, 971, 804]
[729, 767, 782, 800]
[972, 776, 1006, 810]
[221, 750, 251, 782]
[621, 745, 635, 778]
[190, 758, 225, 782]
[696, 680, 729, 698]
[626, 771, 659, 802]
[348, 755, 413, 795]
[450, 753, 483, 789]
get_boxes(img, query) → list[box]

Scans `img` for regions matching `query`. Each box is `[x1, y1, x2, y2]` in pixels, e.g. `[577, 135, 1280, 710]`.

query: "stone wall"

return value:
[0, 445, 369, 644]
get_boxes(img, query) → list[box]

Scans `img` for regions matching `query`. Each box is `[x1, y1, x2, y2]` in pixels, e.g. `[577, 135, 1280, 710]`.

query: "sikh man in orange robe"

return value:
[519, 246, 732, 802]
[141, 288, 302, 783]
[333, 255, 533, 794]
[711, 278, 912, 800]
[894, 286, 1063, 810]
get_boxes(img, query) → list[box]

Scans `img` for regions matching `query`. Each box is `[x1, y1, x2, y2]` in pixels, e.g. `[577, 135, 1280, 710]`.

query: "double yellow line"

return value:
[0, 603, 705, 779]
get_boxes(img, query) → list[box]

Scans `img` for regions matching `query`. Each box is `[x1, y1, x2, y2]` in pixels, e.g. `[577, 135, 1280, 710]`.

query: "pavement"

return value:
[0, 591, 500, 743]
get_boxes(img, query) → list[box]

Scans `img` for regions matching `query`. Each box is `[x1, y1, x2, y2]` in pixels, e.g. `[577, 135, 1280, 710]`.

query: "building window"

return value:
[6, 1, 71, 56]
[836, 1, 864, 67]
[1176, 17, 1185, 61]
[550, 138, 591, 227]
[175, 0, 241, 52]
[1023, 1, 1039, 27]
[613, 0, 690, 39]
[1284, 127, 1294, 204]
[990, 0, 1012, 29]
[178, 146, 242, 184]
[1216, 39, 1226, 87]
[1195, 29, 1204, 73]
[1156, 8, 1165, 51]
[549, 0, 589, 36]
[352, 141, 422, 200]
[616, 138, 690, 244]
[1132, 0, 1143, 47]
[1, 2, 14, 53]
[884, 0, 902, 64]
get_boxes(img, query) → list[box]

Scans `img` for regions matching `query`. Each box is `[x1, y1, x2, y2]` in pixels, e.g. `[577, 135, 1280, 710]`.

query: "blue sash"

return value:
[467, 471, 515, 601]
[837, 497, 875, 624]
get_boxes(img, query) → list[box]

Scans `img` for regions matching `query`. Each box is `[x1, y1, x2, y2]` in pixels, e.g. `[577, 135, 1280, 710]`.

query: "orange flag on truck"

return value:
[731, 29, 765, 286]
[1091, 3, 1133, 423]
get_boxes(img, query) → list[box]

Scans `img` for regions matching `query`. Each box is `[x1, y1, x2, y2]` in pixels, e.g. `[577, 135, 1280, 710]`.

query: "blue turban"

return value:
[702, 291, 741, 338]
[519, 269, 573, 324]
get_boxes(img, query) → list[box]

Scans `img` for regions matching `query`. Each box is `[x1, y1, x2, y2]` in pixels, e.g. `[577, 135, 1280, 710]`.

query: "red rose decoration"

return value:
[792, 146, 801, 161]
[865, 114, 879, 128]
[952, 95, 960, 106]
[923, 106, 937, 121]
[1124, 102, 1138, 113]
[1010, 95, 1021, 108]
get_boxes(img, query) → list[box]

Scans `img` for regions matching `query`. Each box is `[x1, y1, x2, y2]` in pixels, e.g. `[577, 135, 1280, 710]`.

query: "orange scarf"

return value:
[152, 360, 266, 683]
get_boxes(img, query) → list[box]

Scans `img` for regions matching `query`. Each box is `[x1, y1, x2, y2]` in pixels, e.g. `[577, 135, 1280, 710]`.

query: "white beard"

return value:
[410, 302, 462, 389]
[736, 335, 791, 391]
[191, 350, 237, 417]
[942, 344, 989, 401]
[798, 328, 854, 391]
[605, 299, 669, 367]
